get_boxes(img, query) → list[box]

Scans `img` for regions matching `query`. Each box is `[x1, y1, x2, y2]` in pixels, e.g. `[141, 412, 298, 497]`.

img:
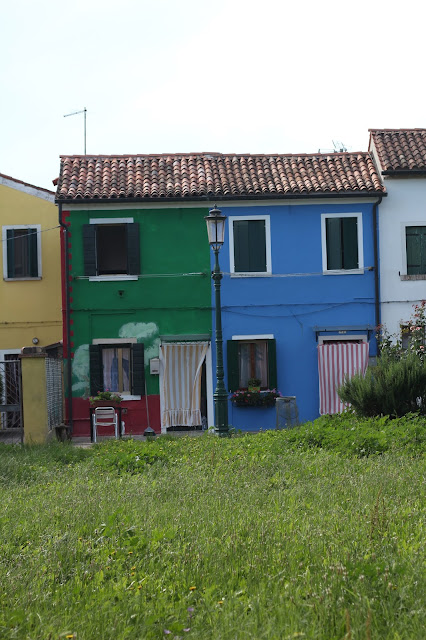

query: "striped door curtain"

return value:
[160, 342, 209, 428]
[318, 342, 369, 415]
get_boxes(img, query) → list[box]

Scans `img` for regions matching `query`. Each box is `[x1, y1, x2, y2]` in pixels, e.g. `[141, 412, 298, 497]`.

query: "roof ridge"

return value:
[0, 172, 55, 196]
[369, 128, 426, 133]
[59, 150, 370, 160]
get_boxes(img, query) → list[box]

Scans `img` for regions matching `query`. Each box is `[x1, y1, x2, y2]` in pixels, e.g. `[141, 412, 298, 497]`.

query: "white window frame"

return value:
[2, 224, 42, 281]
[228, 215, 272, 277]
[321, 212, 364, 275]
[88, 217, 137, 282]
[400, 221, 426, 280]
[92, 337, 141, 400]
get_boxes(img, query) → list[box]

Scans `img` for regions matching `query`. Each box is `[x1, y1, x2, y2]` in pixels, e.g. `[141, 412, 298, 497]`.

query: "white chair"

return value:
[92, 406, 118, 443]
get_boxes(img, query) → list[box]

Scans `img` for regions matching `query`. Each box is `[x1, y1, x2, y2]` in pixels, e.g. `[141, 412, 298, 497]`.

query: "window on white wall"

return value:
[229, 216, 271, 275]
[406, 226, 426, 275]
[321, 213, 363, 273]
[2, 225, 41, 279]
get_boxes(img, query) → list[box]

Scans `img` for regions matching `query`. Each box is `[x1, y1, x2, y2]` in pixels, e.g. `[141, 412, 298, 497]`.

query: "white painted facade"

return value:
[370, 141, 426, 336]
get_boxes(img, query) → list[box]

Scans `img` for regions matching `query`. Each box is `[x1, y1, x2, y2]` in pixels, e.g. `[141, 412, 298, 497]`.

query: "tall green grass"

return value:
[0, 418, 424, 639]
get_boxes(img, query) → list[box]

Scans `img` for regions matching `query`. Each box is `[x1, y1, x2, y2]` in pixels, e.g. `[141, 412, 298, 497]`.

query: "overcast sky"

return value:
[1, 0, 424, 191]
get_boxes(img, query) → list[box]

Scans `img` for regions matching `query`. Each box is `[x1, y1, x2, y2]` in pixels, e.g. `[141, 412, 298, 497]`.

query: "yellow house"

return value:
[0, 172, 62, 357]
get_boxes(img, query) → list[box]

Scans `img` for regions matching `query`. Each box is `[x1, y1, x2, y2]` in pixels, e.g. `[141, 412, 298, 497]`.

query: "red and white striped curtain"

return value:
[318, 342, 369, 415]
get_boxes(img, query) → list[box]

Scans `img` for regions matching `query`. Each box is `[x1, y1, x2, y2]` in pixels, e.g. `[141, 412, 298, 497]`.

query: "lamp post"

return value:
[205, 205, 229, 436]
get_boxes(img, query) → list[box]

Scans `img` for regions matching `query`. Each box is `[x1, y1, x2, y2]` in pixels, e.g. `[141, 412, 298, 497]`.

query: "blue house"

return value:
[208, 152, 386, 430]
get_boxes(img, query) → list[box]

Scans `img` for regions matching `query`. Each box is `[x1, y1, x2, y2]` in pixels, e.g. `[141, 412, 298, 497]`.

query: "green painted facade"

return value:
[68, 207, 212, 399]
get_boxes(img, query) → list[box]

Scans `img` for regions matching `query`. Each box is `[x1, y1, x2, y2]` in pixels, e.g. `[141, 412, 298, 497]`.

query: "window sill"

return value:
[400, 274, 426, 281]
[230, 272, 272, 278]
[121, 395, 142, 401]
[89, 275, 138, 282]
[323, 269, 364, 276]
[4, 276, 41, 281]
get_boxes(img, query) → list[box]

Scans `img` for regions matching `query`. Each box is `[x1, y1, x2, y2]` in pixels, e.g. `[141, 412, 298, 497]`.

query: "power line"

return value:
[1, 225, 61, 243]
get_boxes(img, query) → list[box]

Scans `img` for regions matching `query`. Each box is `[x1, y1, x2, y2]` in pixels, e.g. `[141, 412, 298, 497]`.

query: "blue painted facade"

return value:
[210, 200, 379, 430]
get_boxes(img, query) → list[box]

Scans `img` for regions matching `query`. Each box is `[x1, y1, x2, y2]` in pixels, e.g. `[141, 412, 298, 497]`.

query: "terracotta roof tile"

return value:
[56, 152, 385, 202]
[370, 129, 426, 173]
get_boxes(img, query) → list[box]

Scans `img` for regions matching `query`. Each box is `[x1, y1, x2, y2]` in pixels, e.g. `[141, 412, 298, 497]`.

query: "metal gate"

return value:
[46, 357, 63, 432]
[0, 359, 23, 444]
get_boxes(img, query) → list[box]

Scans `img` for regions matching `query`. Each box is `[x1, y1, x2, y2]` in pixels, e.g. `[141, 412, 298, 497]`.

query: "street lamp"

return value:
[205, 205, 229, 436]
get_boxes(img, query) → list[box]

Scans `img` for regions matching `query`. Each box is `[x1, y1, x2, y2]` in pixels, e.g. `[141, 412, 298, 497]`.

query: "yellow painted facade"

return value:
[0, 175, 62, 353]
[21, 353, 54, 444]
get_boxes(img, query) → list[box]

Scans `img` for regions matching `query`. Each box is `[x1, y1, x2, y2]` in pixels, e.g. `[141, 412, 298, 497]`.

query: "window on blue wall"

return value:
[321, 213, 363, 273]
[2, 225, 41, 279]
[229, 216, 271, 274]
[227, 338, 277, 390]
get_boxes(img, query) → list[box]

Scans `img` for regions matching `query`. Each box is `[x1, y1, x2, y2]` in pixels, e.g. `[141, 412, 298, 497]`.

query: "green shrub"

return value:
[338, 351, 426, 417]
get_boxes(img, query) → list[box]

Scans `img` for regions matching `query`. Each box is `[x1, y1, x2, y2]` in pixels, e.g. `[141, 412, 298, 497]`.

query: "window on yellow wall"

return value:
[2, 225, 41, 279]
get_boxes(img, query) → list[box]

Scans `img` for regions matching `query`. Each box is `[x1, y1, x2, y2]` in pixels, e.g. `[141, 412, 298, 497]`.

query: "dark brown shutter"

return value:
[131, 343, 145, 395]
[127, 223, 140, 275]
[89, 344, 103, 396]
[227, 340, 240, 391]
[267, 339, 277, 390]
[83, 224, 97, 276]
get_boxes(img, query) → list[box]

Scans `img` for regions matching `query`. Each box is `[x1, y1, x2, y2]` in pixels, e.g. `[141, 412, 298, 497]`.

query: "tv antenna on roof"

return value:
[332, 140, 347, 152]
[64, 107, 87, 154]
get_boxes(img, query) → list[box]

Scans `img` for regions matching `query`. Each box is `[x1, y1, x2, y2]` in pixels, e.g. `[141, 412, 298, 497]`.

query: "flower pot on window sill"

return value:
[230, 390, 281, 408]
[248, 385, 261, 393]
[89, 400, 122, 408]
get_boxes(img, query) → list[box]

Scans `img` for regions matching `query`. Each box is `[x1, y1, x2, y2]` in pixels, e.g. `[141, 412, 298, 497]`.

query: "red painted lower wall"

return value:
[71, 395, 161, 437]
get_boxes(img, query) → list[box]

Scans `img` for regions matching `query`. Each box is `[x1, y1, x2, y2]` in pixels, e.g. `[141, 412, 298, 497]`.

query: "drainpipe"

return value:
[58, 202, 73, 434]
[373, 196, 382, 352]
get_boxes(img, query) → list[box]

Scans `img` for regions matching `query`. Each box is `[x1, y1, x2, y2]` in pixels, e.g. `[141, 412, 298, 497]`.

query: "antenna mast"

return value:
[64, 108, 87, 154]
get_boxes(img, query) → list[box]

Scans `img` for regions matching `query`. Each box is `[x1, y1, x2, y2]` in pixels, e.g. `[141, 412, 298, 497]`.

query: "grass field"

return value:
[0, 416, 424, 639]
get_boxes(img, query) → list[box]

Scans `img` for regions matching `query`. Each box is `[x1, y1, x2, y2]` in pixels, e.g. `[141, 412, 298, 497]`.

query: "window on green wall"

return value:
[406, 226, 426, 275]
[229, 216, 271, 274]
[83, 218, 140, 278]
[89, 342, 145, 397]
[321, 213, 363, 272]
[227, 337, 277, 391]
[2, 225, 41, 279]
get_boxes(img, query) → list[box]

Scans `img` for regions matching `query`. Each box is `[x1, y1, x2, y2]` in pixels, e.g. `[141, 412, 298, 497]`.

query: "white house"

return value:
[369, 129, 426, 337]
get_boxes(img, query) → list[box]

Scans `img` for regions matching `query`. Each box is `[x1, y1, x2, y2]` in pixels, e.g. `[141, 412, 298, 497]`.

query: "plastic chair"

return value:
[92, 406, 118, 443]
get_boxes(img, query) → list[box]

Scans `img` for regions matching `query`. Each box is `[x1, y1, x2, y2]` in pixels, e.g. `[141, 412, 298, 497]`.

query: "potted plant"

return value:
[89, 390, 123, 407]
[247, 377, 261, 392]
[230, 388, 281, 407]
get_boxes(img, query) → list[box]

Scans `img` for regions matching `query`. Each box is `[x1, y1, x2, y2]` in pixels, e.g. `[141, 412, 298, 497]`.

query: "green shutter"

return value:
[132, 343, 145, 396]
[28, 229, 38, 277]
[406, 227, 426, 275]
[227, 340, 240, 391]
[6, 229, 15, 278]
[248, 220, 267, 272]
[326, 218, 342, 269]
[234, 219, 267, 272]
[342, 217, 358, 269]
[89, 344, 103, 396]
[83, 224, 97, 276]
[233, 220, 250, 272]
[127, 223, 140, 275]
[267, 339, 277, 390]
